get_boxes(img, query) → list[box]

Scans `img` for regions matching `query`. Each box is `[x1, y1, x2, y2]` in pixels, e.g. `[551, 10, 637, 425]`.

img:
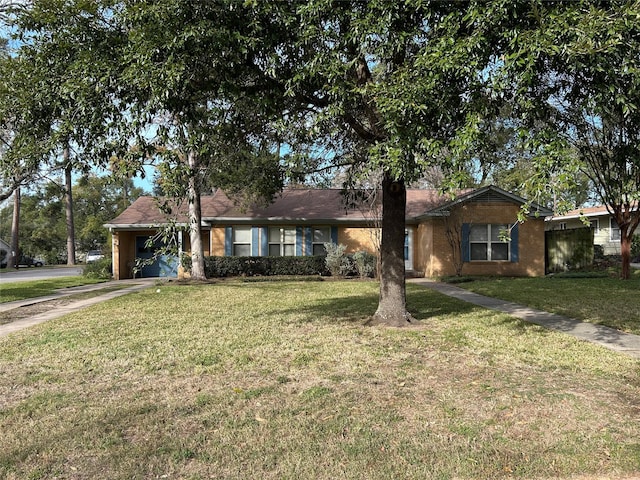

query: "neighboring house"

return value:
[104, 185, 552, 280]
[546, 205, 640, 256]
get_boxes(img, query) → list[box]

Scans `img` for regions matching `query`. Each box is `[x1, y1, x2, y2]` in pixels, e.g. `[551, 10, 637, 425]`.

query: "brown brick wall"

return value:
[338, 227, 379, 253]
[424, 203, 546, 277]
[414, 223, 432, 276]
[181, 230, 211, 257]
[211, 227, 225, 256]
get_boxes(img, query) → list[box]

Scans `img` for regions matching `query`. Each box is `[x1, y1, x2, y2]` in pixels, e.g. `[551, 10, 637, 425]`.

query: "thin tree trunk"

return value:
[64, 150, 76, 265]
[188, 149, 206, 281]
[8, 187, 20, 269]
[369, 173, 416, 326]
[620, 228, 631, 280]
[616, 210, 639, 280]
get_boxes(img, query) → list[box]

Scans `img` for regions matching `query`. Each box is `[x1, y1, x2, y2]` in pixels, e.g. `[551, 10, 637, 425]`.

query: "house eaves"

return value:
[203, 216, 390, 226]
[549, 204, 638, 222]
[104, 222, 194, 230]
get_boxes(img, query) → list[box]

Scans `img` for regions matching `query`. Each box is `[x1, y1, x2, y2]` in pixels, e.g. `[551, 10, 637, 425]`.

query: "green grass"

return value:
[1, 280, 639, 479]
[0, 277, 105, 303]
[454, 273, 640, 334]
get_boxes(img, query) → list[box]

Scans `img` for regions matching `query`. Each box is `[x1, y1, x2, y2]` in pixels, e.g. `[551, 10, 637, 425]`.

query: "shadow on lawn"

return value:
[270, 284, 481, 326]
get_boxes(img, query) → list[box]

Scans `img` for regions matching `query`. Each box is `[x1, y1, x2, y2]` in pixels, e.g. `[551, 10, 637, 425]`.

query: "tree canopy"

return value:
[506, 1, 640, 278]
[3, 0, 640, 306]
[0, 174, 143, 263]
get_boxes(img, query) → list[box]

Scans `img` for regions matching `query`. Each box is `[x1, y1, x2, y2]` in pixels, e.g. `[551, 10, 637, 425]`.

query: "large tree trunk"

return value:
[8, 187, 20, 269]
[64, 152, 76, 266]
[187, 149, 206, 281]
[369, 174, 416, 327]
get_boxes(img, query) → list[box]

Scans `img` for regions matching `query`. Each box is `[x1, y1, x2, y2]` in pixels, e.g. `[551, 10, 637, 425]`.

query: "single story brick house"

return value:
[546, 205, 640, 256]
[104, 185, 552, 279]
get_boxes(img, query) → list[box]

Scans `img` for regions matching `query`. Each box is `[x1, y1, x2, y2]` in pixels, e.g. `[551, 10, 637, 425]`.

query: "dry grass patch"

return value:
[0, 281, 639, 479]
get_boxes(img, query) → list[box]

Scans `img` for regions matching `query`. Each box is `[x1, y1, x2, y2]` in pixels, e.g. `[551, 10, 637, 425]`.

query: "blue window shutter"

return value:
[261, 227, 268, 256]
[251, 227, 259, 256]
[296, 226, 303, 256]
[331, 226, 338, 244]
[224, 226, 232, 256]
[461, 223, 470, 263]
[510, 224, 519, 262]
[305, 227, 312, 256]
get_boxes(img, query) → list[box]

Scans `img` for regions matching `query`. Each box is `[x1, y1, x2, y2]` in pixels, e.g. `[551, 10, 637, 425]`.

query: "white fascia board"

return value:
[103, 223, 192, 230]
[204, 217, 377, 225]
[546, 212, 609, 222]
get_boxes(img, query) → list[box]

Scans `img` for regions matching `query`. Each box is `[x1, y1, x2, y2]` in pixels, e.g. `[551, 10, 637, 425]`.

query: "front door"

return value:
[135, 236, 178, 278]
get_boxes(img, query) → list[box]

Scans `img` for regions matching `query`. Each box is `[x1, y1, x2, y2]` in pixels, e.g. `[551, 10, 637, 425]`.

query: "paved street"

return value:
[0, 266, 84, 284]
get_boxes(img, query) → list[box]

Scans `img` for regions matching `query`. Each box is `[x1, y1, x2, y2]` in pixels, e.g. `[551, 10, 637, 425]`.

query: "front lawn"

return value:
[1, 281, 638, 479]
[455, 274, 640, 335]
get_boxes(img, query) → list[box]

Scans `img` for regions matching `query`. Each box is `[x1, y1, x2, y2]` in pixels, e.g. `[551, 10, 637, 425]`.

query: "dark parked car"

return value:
[18, 255, 44, 267]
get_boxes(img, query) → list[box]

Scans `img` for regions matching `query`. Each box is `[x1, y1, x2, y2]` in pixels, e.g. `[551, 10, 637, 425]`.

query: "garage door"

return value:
[135, 236, 178, 278]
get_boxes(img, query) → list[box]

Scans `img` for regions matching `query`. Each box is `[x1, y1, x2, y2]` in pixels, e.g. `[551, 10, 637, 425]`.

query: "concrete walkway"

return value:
[409, 278, 640, 359]
[0, 280, 156, 338]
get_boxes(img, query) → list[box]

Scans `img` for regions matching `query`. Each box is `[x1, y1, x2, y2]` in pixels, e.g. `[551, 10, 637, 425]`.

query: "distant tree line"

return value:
[0, 175, 143, 264]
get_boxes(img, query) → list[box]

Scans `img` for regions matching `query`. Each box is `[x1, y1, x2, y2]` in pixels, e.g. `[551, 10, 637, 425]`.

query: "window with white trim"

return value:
[610, 218, 621, 241]
[269, 227, 296, 256]
[590, 219, 599, 233]
[233, 226, 252, 256]
[312, 227, 330, 256]
[469, 224, 510, 261]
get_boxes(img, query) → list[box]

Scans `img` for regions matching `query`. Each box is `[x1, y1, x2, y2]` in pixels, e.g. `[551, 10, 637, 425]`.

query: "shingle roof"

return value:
[550, 203, 638, 221]
[208, 189, 450, 222]
[106, 186, 554, 228]
[105, 188, 452, 227]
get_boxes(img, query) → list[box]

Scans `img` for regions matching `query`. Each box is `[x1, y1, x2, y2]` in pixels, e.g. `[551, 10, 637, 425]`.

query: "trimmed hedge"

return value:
[184, 255, 329, 278]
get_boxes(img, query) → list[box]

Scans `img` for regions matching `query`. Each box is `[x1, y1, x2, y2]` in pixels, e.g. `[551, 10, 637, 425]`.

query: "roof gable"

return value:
[418, 185, 553, 219]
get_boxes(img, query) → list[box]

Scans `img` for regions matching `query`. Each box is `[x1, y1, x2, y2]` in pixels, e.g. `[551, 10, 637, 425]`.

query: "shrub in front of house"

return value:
[323, 243, 377, 278]
[185, 256, 329, 278]
[323, 243, 354, 277]
[352, 250, 377, 279]
[83, 257, 113, 279]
